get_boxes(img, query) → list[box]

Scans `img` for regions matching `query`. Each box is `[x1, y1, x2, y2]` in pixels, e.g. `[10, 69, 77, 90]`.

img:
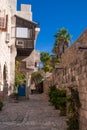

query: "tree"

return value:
[50, 55, 62, 68]
[52, 42, 60, 59]
[40, 52, 52, 73]
[52, 28, 71, 58]
[42, 64, 52, 73]
[31, 71, 43, 87]
[40, 52, 51, 65]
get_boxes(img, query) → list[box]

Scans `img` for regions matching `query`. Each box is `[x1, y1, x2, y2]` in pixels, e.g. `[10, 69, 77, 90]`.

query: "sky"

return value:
[17, 0, 87, 53]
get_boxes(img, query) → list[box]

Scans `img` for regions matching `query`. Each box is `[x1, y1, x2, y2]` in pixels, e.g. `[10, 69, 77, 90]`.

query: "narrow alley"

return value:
[0, 94, 67, 130]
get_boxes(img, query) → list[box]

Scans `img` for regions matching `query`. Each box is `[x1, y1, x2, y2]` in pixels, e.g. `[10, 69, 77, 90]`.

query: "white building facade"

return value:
[0, 0, 17, 98]
[0, 0, 40, 99]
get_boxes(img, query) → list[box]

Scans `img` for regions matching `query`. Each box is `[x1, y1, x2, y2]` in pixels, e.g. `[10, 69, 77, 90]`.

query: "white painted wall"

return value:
[0, 0, 17, 95]
[0, 0, 40, 97]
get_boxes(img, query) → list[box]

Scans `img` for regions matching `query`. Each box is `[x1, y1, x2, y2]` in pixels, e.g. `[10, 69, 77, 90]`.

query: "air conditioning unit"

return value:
[16, 40, 24, 48]
[5, 33, 10, 43]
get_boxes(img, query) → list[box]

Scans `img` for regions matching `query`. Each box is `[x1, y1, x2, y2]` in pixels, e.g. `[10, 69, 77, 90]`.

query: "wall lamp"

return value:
[55, 65, 64, 70]
[55, 67, 64, 70]
[78, 46, 87, 50]
[77, 42, 87, 50]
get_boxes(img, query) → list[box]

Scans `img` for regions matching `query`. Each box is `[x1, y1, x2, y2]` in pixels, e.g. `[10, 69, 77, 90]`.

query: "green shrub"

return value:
[48, 85, 67, 115]
[37, 81, 43, 94]
[67, 113, 79, 130]
[67, 86, 81, 130]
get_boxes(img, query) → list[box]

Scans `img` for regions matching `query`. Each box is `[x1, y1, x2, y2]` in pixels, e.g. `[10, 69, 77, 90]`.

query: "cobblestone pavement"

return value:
[0, 94, 67, 130]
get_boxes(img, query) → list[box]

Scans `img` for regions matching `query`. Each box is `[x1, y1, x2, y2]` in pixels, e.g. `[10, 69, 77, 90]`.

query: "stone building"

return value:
[0, 0, 40, 99]
[15, 4, 40, 98]
[0, 0, 17, 98]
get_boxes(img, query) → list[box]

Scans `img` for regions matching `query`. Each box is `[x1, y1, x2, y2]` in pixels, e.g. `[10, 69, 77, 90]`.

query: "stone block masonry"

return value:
[43, 29, 87, 130]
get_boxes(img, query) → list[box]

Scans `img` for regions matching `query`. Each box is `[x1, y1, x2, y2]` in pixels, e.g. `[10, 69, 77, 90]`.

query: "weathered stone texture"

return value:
[0, 94, 67, 130]
[17, 4, 32, 21]
[43, 29, 87, 130]
[43, 75, 53, 94]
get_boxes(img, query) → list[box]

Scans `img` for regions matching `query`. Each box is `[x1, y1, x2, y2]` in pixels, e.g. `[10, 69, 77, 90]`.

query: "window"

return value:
[16, 27, 32, 38]
[0, 17, 5, 28]
[0, 10, 6, 29]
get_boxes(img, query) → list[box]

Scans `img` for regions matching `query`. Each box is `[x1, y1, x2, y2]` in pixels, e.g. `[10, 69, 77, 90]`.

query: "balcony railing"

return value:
[16, 39, 34, 56]
[16, 39, 34, 49]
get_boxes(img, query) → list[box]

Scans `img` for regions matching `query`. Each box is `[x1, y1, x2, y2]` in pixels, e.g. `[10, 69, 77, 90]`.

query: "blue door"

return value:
[18, 84, 26, 96]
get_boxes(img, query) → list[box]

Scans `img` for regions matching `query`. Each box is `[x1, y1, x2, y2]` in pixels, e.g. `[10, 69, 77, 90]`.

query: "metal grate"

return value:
[16, 39, 34, 48]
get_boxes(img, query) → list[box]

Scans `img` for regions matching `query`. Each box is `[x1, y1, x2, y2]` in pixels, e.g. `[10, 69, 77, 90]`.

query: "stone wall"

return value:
[17, 4, 32, 21]
[43, 74, 53, 95]
[43, 29, 87, 130]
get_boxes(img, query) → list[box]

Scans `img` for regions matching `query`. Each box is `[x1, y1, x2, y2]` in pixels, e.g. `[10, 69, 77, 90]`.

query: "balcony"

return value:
[16, 39, 34, 56]
[14, 15, 37, 56]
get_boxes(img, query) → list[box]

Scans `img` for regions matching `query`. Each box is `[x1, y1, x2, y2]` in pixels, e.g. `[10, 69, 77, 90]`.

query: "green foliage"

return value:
[52, 42, 60, 58]
[15, 73, 25, 86]
[40, 52, 51, 65]
[31, 71, 43, 93]
[48, 85, 67, 115]
[50, 55, 62, 68]
[42, 64, 52, 73]
[15, 61, 26, 91]
[67, 113, 79, 130]
[55, 58, 62, 65]
[31, 71, 43, 86]
[67, 85, 81, 130]
[37, 81, 43, 94]
[54, 28, 71, 43]
[53, 28, 71, 58]
[15, 60, 20, 69]
[40, 52, 52, 73]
